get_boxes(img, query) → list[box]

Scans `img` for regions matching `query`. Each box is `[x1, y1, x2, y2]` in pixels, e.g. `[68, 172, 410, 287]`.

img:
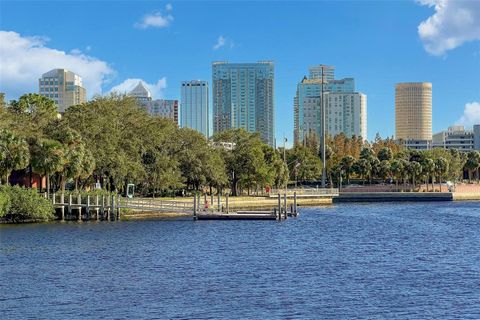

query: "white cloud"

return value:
[135, 11, 173, 29]
[457, 101, 480, 128]
[417, 0, 480, 55]
[213, 36, 226, 50]
[213, 35, 235, 50]
[108, 78, 167, 99]
[0, 30, 114, 99]
[166, 3, 173, 11]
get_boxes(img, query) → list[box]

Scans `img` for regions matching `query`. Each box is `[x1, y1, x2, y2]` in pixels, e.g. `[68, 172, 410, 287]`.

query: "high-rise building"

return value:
[129, 81, 178, 123]
[38, 69, 87, 112]
[395, 82, 432, 149]
[293, 66, 367, 145]
[180, 80, 209, 137]
[212, 61, 274, 146]
[130, 82, 152, 103]
[147, 99, 179, 123]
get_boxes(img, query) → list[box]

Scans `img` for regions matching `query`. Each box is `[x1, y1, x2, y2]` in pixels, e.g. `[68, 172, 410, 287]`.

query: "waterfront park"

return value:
[0, 93, 479, 222]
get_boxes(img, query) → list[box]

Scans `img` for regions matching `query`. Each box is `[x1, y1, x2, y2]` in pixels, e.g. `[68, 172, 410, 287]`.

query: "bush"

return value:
[0, 186, 55, 222]
[0, 192, 11, 218]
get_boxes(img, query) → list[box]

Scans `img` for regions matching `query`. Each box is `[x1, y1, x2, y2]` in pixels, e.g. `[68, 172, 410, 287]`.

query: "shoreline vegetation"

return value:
[1, 93, 480, 223]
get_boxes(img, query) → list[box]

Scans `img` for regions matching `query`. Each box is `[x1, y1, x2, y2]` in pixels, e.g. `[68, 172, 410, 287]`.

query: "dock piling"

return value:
[60, 193, 65, 221]
[95, 195, 99, 220]
[294, 192, 297, 215]
[193, 195, 197, 220]
[226, 194, 229, 213]
[68, 194, 72, 218]
[277, 193, 281, 219]
[77, 194, 82, 221]
[101, 195, 105, 220]
[86, 195, 90, 220]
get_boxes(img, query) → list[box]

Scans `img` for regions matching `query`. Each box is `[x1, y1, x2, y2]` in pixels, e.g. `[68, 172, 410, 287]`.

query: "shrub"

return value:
[0, 186, 55, 222]
[0, 191, 11, 218]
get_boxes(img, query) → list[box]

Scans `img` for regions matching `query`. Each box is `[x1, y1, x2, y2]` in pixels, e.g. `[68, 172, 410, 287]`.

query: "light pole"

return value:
[319, 65, 334, 188]
[283, 137, 287, 195]
[321, 66, 326, 188]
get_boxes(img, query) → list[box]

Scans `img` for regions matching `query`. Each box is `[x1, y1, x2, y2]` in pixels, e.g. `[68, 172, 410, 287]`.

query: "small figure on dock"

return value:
[204, 200, 209, 209]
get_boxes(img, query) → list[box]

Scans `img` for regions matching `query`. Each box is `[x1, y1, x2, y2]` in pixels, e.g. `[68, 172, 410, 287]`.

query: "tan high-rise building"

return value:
[395, 82, 432, 141]
[39, 69, 87, 113]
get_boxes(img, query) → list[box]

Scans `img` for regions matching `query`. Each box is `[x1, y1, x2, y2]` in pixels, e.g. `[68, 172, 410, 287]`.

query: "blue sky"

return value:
[1, 0, 479, 145]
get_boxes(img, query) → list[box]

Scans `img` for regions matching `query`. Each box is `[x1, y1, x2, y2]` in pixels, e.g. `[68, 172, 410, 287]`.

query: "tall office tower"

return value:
[395, 82, 432, 148]
[38, 69, 87, 113]
[212, 61, 274, 146]
[129, 82, 178, 123]
[309, 65, 335, 81]
[130, 82, 152, 102]
[293, 66, 367, 145]
[180, 80, 209, 137]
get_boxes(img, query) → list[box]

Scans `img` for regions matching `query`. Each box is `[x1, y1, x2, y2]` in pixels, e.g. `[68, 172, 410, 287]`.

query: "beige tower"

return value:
[395, 82, 432, 141]
[39, 69, 87, 113]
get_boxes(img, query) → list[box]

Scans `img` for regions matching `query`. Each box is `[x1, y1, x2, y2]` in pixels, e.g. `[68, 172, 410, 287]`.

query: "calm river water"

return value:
[1, 202, 480, 319]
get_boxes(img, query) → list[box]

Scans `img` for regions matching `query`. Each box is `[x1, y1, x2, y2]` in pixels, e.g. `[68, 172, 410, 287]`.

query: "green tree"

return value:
[464, 151, 480, 182]
[377, 147, 393, 161]
[353, 158, 371, 184]
[30, 138, 66, 196]
[0, 130, 30, 184]
[421, 158, 436, 191]
[339, 155, 356, 185]
[287, 145, 322, 184]
[408, 161, 422, 189]
[390, 159, 404, 187]
[434, 157, 449, 191]
[9, 94, 58, 137]
[377, 160, 391, 181]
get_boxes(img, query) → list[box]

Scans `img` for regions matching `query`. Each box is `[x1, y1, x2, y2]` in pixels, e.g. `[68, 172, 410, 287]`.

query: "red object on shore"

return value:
[266, 186, 271, 193]
[205, 200, 209, 209]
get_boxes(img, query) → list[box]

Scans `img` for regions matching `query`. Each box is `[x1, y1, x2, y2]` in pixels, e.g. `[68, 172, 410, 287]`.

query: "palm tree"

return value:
[31, 139, 66, 196]
[377, 147, 393, 161]
[434, 157, 449, 192]
[377, 160, 391, 182]
[464, 151, 480, 183]
[408, 161, 422, 189]
[0, 130, 30, 184]
[390, 159, 404, 187]
[421, 158, 435, 192]
[353, 158, 371, 185]
[339, 155, 356, 185]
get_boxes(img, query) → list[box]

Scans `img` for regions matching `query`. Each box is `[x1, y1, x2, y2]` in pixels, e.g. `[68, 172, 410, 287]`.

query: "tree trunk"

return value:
[46, 174, 50, 198]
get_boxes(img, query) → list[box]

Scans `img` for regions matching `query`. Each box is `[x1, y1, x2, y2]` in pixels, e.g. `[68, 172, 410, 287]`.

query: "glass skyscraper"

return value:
[180, 80, 209, 137]
[294, 65, 367, 144]
[212, 61, 275, 146]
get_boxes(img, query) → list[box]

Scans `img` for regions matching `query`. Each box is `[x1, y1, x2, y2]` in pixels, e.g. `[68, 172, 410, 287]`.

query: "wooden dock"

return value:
[47, 192, 299, 222]
[193, 193, 298, 221]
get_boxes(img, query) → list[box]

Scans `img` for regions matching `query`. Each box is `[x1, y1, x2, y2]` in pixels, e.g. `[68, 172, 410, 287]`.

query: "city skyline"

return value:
[1, 1, 479, 145]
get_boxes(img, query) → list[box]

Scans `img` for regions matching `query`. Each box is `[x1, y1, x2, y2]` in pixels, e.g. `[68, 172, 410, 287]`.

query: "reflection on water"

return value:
[1, 202, 479, 319]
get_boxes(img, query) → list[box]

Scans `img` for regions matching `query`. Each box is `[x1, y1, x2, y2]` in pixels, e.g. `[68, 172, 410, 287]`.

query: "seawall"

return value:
[333, 192, 454, 203]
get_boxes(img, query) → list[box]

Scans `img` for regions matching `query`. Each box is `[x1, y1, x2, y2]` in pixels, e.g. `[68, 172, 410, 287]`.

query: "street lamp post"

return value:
[283, 137, 287, 195]
[321, 66, 326, 188]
